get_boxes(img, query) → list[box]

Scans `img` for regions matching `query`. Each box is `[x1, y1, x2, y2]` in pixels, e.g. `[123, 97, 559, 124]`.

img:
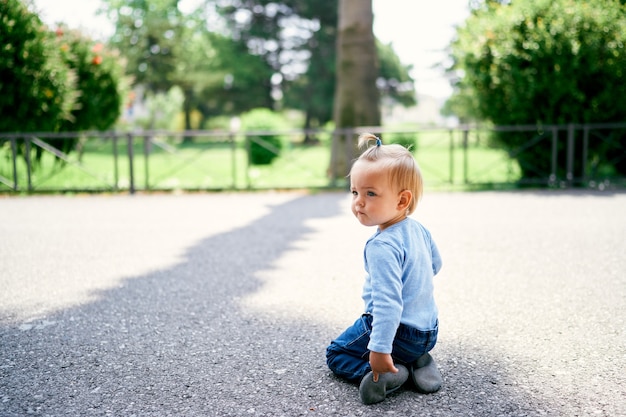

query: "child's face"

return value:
[350, 160, 408, 231]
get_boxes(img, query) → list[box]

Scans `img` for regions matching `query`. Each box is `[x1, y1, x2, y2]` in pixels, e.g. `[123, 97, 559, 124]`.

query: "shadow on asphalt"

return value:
[1, 193, 558, 416]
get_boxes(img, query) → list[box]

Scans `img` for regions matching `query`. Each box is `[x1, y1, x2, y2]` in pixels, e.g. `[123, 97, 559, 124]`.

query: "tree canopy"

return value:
[217, 0, 414, 131]
[6, 0, 415, 136]
[101, 0, 274, 129]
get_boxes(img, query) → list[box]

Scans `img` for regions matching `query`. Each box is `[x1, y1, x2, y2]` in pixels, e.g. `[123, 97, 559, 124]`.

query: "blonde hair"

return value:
[351, 133, 423, 214]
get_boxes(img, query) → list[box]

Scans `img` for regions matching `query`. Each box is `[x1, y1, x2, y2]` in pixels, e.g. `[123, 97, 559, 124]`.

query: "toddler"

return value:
[326, 133, 443, 405]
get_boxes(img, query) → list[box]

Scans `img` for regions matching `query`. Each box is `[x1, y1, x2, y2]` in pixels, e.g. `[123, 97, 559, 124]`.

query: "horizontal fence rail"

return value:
[1, 124, 625, 194]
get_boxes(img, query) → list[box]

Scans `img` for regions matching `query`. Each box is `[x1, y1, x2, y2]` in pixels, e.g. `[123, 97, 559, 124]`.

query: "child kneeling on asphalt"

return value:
[326, 133, 443, 405]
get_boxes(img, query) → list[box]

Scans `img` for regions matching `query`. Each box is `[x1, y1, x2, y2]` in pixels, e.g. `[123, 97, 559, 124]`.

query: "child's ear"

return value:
[397, 190, 412, 211]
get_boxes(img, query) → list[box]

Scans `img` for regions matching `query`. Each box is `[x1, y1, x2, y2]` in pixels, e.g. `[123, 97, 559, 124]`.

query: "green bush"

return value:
[0, 0, 77, 133]
[49, 25, 128, 156]
[451, 0, 626, 180]
[385, 132, 417, 152]
[0, 2, 127, 169]
[241, 108, 286, 165]
[55, 25, 127, 132]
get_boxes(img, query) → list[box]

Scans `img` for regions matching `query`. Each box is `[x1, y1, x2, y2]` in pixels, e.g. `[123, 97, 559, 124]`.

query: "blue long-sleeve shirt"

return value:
[362, 217, 442, 354]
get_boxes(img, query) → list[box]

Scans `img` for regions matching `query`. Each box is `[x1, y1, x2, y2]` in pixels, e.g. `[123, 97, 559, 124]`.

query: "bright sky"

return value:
[31, 0, 470, 99]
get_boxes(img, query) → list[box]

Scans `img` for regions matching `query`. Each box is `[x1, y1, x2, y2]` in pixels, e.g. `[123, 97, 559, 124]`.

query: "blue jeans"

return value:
[326, 314, 438, 382]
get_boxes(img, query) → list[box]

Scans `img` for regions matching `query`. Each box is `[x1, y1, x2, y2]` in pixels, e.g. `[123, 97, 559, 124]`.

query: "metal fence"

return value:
[1, 124, 625, 193]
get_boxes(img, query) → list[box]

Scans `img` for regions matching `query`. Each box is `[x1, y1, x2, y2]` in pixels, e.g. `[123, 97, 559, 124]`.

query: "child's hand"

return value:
[369, 351, 398, 382]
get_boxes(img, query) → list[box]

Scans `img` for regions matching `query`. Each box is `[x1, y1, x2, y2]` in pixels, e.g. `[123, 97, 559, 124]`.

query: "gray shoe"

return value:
[411, 353, 443, 393]
[358, 364, 409, 405]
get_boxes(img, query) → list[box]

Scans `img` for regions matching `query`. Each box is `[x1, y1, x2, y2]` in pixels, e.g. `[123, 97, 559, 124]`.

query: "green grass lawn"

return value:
[412, 130, 521, 187]
[0, 131, 522, 193]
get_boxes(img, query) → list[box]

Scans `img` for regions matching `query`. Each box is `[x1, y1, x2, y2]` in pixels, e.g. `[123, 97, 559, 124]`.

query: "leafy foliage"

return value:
[385, 131, 417, 151]
[192, 32, 274, 121]
[241, 108, 286, 165]
[135, 86, 185, 130]
[102, 0, 273, 130]
[278, 0, 339, 131]
[217, 0, 415, 133]
[450, 0, 626, 180]
[377, 41, 416, 108]
[0, 0, 77, 132]
[55, 25, 127, 132]
[104, 0, 182, 93]
[1, 0, 126, 172]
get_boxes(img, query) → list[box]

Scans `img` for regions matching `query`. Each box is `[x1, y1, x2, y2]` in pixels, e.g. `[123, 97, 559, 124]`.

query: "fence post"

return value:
[143, 135, 150, 191]
[229, 132, 237, 189]
[550, 127, 558, 186]
[329, 130, 338, 187]
[566, 123, 575, 187]
[25, 136, 33, 192]
[10, 136, 18, 191]
[127, 133, 135, 195]
[582, 125, 589, 186]
[448, 129, 454, 184]
[245, 135, 251, 189]
[462, 128, 469, 184]
[112, 133, 119, 191]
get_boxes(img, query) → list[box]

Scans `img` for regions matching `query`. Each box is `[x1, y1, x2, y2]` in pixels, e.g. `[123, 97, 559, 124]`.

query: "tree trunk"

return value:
[329, 0, 380, 184]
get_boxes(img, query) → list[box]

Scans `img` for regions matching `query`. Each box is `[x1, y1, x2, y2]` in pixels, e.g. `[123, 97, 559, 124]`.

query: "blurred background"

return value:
[2, 0, 625, 192]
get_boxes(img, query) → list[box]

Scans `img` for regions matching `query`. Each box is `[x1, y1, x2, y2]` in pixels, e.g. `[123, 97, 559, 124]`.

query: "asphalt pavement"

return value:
[1, 190, 625, 416]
